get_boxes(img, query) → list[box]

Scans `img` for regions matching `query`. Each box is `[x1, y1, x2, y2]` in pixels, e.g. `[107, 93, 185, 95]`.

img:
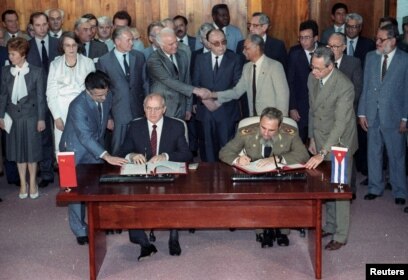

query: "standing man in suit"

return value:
[74, 17, 108, 63]
[344, 12, 376, 185]
[97, 26, 146, 155]
[60, 71, 127, 245]
[173, 15, 196, 52]
[344, 13, 375, 69]
[1, 10, 30, 45]
[117, 93, 192, 259]
[45, 8, 64, 38]
[142, 21, 164, 60]
[201, 34, 289, 117]
[237, 12, 287, 70]
[305, 46, 357, 250]
[358, 24, 408, 206]
[328, 32, 363, 199]
[288, 20, 321, 143]
[147, 27, 210, 120]
[320, 2, 348, 45]
[195, 4, 243, 52]
[192, 29, 242, 162]
[26, 12, 59, 188]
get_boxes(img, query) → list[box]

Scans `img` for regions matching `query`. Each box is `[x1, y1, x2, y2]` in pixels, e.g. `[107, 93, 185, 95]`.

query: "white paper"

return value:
[3, 112, 13, 134]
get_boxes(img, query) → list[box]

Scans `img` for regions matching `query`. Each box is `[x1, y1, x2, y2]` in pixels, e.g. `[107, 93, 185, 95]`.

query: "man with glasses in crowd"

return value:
[358, 24, 408, 209]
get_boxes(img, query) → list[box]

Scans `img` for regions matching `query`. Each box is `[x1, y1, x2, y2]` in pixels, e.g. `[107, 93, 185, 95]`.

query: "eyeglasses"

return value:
[327, 44, 344, 50]
[376, 37, 390, 43]
[63, 43, 78, 48]
[299, 36, 313, 41]
[346, 24, 361, 30]
[310, 64, 328, 72]
[247, 23, 264, 29]
[145, 106, 164, 112]
[210, 40, 227, 47]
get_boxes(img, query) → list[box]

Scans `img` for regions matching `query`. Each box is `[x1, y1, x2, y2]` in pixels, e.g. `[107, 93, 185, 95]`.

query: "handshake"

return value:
[193, 87, 221, 112]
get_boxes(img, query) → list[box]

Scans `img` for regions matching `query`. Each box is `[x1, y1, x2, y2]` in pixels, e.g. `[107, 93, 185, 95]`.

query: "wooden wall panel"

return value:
[0, 0, 395, 49]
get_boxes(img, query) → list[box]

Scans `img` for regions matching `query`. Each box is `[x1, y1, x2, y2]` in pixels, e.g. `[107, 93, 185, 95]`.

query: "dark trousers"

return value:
[38, 110, 54, 181]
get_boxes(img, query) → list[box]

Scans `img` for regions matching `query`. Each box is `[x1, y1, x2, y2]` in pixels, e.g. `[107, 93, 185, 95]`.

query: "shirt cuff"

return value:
[100, 151, 108, 159]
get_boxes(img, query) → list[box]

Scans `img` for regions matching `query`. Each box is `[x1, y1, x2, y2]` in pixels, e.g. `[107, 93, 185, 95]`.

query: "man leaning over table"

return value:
[219, 107, 309, 248]
[116, 93, 192, 260]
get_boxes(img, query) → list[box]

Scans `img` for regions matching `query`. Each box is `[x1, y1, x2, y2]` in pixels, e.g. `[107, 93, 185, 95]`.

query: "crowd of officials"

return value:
[0, 2, 407, 259]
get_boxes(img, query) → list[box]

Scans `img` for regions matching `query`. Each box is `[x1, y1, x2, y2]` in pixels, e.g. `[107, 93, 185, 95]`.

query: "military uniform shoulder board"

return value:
[280, 123, 297, 136]
[239, 123, 258, 135]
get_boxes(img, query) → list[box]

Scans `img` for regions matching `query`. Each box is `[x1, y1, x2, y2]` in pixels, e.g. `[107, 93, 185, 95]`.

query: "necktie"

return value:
[308, 52, 314, 64]
[83, 43, 87, 57]
[170, 54, 178, 75]
[179, 39, 184, 43]
[97, 102, 102, 124]
[123, 54, 130, 81]
[320, 79, 324, 88]
[264, 146, 272, 158]
[337, 27, 343, 33]
[41, 40, 49, 72]
[214, 56, 219, 75]
[382, 54, 388, 81]
[53, 33, 58, 37]
[349, 40, 354, 56]
[151, 125, 157, 156]
[252, 64, 257, 116]
[335, 62, 338, 69]
[12, 34, 16, 38]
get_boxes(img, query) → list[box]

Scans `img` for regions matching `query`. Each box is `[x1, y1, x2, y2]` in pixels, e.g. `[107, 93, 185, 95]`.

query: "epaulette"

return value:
[239, 123, 258, 135]
[280, 123, 297, 136]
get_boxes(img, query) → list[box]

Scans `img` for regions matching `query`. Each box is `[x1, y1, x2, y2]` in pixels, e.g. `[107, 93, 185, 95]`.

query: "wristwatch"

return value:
[318, 150, 327, 158]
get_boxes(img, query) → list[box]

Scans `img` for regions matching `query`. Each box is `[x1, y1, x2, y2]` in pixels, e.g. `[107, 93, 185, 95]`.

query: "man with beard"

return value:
[219, 107, 310, 247]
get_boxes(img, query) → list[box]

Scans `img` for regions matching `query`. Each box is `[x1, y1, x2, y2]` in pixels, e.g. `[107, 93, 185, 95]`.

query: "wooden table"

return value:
[56, 162, 351, 280]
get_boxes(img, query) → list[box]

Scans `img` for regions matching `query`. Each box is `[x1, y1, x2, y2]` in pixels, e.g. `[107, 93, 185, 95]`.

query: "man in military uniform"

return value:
[219, 107, 310, 247]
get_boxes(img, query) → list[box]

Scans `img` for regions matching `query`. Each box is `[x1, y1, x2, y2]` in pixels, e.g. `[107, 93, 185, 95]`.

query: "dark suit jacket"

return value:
[0, 46, 8, 80]
[187, 36, 196, 53]
[117, 116, 193, 162]
[345, 36, 375, 68]
[236, 35, 288, 70]
[287, 44, 312, 130]
[338, 55, 363, 111]
[26, 36, 59, 75]
[84, 40, 109, 60]
[0, 64, 46, 122]
[97, 49, 146, 125]
[192, 50, 242, 122]
[59, 90, 112, 164]
[147, 48, 194, 119]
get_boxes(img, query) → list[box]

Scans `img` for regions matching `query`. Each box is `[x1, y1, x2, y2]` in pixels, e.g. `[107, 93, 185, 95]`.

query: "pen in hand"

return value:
[144, 147, 148, 176]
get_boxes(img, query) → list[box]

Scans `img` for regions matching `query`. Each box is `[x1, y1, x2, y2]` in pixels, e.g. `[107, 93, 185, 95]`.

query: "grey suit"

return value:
[217, 55, 289, 116]
[358, 49, 408, 199]
[338, 55, 362, 112]
[3, 31, 30, 45]
[308, 68, 357, 244]
[83, 40, 108, 61]
[97, 49, 146, 155]
[147, 48, 194, 119]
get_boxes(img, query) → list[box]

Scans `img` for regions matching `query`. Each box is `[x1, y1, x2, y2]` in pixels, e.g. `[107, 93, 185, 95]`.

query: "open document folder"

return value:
[233, 159, 305, 174]
[121, 161, 187, 175]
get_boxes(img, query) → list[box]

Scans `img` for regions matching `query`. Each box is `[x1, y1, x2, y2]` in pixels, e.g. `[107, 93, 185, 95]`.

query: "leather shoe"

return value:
[395, 198, 406, 205]
[360, 178, 368, 185]
[404, 207, 408, 213]
[76, 236, 89, 245]
[322, 230, 332, 238]
[38, 179, 53, 188]
[275, 229, 289, 246]
[325, 240, 346, 250]
[138, 244, 157, 261]
[169, 239, 181, 256]
[260, 229, 274, 248]
[364, 193, 378, 200]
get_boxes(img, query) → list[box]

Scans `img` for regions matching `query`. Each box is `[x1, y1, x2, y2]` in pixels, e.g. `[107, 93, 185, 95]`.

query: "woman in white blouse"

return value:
[46, 32, 95, 157]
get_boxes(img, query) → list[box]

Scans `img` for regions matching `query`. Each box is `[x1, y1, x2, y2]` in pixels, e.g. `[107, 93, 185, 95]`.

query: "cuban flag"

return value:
[331, 146, 348, 184]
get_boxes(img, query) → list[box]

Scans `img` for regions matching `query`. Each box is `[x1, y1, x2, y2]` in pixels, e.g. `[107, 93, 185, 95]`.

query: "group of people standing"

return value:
[0, 1, 407, 260]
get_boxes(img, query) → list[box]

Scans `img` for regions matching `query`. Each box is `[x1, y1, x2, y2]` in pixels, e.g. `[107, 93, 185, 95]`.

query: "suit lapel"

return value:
[129, 51, 136, 83]
[85, 93, 102, 134]
[111, 51, 127, 80]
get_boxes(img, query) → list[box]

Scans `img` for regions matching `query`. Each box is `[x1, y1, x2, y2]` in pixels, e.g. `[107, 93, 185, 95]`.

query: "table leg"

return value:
[88, 202, 106, 280]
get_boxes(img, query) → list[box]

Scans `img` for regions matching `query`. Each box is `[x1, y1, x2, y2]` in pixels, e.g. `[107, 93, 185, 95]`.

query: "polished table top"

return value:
[56, 162, 351, 203]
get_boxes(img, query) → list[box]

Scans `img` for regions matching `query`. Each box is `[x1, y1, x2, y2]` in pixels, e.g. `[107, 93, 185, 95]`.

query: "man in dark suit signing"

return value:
[60, 71, 128, 245]
[117, 93, 192, 259]
[97, 26, 146, 155]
